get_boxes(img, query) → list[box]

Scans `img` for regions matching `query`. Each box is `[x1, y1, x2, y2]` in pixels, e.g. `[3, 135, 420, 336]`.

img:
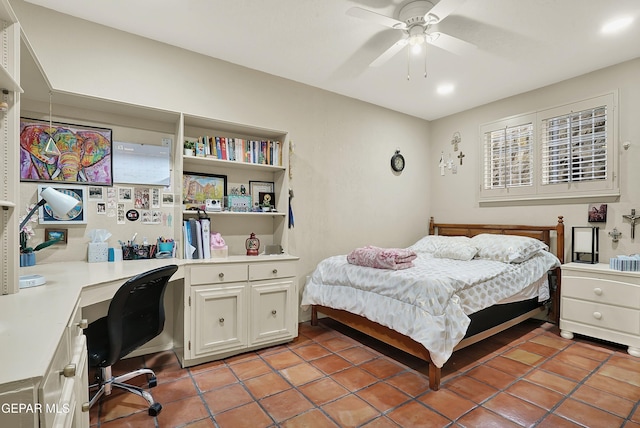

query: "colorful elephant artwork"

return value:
[19, 120, 112, 185]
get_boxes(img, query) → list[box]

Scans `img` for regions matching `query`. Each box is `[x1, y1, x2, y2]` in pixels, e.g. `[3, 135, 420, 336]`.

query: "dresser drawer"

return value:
[562, 275, 640, 308]
[190, 264, 247, 285]
[561, 298, 640, 335]
[249, 262, 296, 281]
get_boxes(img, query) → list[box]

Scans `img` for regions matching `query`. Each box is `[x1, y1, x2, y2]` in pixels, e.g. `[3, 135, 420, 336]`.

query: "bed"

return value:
[302, 216, 565, 391]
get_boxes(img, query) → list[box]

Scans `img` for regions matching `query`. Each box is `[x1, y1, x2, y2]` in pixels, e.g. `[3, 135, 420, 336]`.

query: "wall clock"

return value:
[391, 150, 405, 172]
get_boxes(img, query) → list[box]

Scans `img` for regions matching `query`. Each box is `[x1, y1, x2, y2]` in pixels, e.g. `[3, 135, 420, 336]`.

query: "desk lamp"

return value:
[19, 187, 80, 289]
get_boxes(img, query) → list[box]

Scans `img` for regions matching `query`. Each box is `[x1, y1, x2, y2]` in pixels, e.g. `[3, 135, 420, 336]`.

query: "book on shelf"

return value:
[193, 134, 283, 166]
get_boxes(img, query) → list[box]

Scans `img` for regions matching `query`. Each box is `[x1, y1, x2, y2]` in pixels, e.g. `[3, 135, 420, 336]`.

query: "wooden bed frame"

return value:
[311, 216, 565, 391]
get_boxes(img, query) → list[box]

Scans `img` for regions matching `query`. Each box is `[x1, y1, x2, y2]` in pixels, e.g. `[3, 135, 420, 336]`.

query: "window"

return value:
[479, 92, 618, 203]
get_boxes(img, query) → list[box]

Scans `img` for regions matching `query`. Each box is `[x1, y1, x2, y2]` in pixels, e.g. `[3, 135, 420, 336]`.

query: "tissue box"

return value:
[88, 242, 109, 263]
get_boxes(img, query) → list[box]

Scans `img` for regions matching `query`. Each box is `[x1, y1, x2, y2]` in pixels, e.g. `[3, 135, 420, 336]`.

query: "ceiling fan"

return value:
[347, 0, 476, 69]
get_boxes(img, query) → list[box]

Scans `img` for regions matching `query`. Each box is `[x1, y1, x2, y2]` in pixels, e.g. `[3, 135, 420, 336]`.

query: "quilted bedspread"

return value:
[301, 251, 560, 367]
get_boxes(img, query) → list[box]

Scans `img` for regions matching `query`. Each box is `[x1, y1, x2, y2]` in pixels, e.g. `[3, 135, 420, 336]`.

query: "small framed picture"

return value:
[588, 203, 607, 223]
[182, 172, 227, 209]
[44, 228, 68, 244]
[37, 184, 87, 224]
[249, 180, 274, 209]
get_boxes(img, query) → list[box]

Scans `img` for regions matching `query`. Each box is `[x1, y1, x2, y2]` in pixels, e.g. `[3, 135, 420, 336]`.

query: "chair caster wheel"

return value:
[148, 376, 157, 388]
[148, 402, 162, 416]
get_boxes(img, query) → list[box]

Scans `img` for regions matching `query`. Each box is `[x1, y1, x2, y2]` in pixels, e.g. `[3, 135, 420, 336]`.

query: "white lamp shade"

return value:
[40, 187, 80, 217]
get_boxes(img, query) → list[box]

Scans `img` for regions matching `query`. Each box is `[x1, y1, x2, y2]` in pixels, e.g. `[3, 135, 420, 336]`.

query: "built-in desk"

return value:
[0, 255, 298, 428]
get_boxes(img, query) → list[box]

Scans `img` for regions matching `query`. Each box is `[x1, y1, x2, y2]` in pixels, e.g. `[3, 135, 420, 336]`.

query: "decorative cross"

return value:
[457, 151, 465, 165]
[451, 132, 461, 152]
[623, 209, 640, 239]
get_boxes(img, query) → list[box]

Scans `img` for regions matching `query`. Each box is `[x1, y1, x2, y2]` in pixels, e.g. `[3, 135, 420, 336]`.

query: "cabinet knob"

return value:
[61, 363, 76, 378]
[593, 288, 603, 296]
[271, 310, 277, 315]
[219, 272, 224, 279]
[77, 319, 88, 329]
[81, 402, 90, 412]
[272, 269, 278, 275]
[593, 312, 602, 320]
[219, 318, 225, 324]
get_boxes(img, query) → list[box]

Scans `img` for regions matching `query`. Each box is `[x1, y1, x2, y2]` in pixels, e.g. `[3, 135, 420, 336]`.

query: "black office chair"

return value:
[84, 264, 178, 416]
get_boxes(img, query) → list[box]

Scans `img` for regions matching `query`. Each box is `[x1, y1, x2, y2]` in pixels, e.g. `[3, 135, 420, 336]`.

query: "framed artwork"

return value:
[588, 203, 607, 223]
[37, 184, 88, 224]
[44, 228, 68, 244]
[20, 117, 113, 185]
[249, 180, 274, 209]
[182, 172, 227, 209]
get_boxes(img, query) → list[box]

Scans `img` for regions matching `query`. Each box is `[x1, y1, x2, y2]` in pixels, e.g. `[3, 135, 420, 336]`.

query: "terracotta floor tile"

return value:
[143, 350, 179, 368]
[445, 375, 499, 403]
[553, 349, 602, 371]
[262, 349, 304, 370]
[311, 354, 353, 374]
[322, 394, 381, 427]
[529, 333, 572, 350]
[184, 419, 216, 428]
[298, 377, 349, 406]
[506, 379, 564, 410]
[503, 348, 545, 366]
[624, 421, 640, 428]
[229, 358, 272, 380]
[338, 346, 378, 365]
[360, 416, 402, 428]
[280, 409, 339, 428]
[518, 341, 559, 357]
[524, 368, 578, 395]
[456, 406, 521, 428]
[292, 343, 332, 361]
[564, 342, 613, 361]
[387, 400, 451, 428]
[155, 396, 210, 428]
[188, 359, 226, 375]
[280, 362, 325, 386]
[484, 355, 532, 377]
[332, 366, 378, 391]
[419, 389, 476, 421]
[633, 406, 640, 423]
[466, 364, 517, 390]
[150, 376, 198, 405]
[260, 388, 314, 423]
[385, 371, 431, 396]
[598, 363, 640, 387]
[201, 383, 253, 414]
[609, 354, 640, 371]
[192, 366, 238, 392]
[539, 358, 591, 382]
[359, 358, 404, 379]
[356, 382, 410, 412]
[483, 391, 547, 427]
[214, 402, 273, 428]
[225, 351, 259, 365]
[99, 392, 149, 423]
[242, 371, 291, 399]
[536, 413, 583, 428]
[317, 336, 357, 352]
[585, 373, 640, 401]
[555, 398, 625, 428]
[153, 361, 191, 384]
[572, 384, 635, 418]
[99, 410, 156, 428]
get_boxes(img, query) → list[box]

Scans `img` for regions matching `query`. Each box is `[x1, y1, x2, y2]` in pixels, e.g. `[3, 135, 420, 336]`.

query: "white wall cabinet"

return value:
[560, 262, 640, 357]
[181, 258, 298, 366]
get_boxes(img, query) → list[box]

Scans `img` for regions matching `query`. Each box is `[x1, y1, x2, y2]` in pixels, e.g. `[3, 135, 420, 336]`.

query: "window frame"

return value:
[478, 92, 619, 204]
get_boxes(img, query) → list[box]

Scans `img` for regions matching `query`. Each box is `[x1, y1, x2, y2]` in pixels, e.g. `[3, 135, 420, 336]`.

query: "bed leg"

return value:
[429, 364, 441, 391]
[311, 306, 318, 326]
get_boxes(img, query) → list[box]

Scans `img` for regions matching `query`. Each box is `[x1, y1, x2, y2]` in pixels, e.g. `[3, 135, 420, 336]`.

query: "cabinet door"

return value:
[249, 279, 296, 346]
[190, 284, 247, 358]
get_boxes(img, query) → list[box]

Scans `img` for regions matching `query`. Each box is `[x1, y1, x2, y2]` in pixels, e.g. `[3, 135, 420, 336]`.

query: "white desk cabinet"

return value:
[560, 262, 640, 357]
[181, 256, 298, 366]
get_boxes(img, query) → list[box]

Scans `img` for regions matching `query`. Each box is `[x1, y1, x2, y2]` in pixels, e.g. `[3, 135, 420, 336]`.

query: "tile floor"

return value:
[89, 319, 640, 428]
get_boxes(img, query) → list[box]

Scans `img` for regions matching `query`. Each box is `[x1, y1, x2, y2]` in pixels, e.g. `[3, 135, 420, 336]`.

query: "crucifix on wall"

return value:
[457, 151, 465, 165]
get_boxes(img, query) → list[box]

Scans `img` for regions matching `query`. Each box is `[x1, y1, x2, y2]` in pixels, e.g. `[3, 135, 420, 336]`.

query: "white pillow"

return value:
[409, 236, 478, 261]
[471, 233, 548, 263]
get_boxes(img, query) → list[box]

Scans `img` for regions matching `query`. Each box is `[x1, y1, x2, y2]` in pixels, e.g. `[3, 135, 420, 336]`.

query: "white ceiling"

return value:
[22, 0, 640, 121]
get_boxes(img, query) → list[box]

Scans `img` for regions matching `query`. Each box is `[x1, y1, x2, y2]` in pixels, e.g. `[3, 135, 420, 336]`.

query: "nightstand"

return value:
[560, 262, 640, 357]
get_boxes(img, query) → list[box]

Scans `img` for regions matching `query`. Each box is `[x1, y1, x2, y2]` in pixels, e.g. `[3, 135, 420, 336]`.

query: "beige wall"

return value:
[428, 58, 640, 262]
[13, 1, 432, 299]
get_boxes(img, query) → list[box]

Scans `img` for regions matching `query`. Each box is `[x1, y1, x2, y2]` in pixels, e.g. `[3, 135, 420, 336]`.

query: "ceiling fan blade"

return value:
[425, 0, 467, 23]
[347, 7, 407, 29]
[426, 32, 476, 55]
[370, 38, 408, 67]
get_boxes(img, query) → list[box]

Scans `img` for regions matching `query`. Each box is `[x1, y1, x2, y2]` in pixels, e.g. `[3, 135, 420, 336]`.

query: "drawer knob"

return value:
[61, 363, 76, 378]
[593, 288, 603, 296]
[219, 272, 224, 279]
[271, 310, 277, 315]
[593, 312, 602, 320]
[219, 318, 225, 324]
[272, 269, 278, 275]
[77, 319, 88, 329]
[81, 402, 90, 412]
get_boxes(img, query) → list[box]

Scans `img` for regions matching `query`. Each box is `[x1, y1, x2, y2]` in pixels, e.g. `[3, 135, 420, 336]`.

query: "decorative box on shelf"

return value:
[610, 255, 640, 271]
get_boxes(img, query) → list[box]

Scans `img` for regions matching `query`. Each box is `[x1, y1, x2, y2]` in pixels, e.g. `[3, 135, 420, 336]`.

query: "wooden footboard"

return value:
[310, 216, 565, 391]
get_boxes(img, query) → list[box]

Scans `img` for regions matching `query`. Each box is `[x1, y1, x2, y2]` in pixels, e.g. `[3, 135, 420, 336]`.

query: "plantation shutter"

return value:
[483, 123, 533, 190]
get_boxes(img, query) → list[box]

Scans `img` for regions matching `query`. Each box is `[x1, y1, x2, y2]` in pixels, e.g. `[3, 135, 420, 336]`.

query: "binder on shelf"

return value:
[200, 218, 211, 259]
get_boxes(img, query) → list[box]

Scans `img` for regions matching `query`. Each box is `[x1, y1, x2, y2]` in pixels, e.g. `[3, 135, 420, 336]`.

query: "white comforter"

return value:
[301, 251, 560, 368]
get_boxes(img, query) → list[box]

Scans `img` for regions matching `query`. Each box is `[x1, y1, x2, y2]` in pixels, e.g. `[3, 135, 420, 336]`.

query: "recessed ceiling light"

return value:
[437, 84, 455, 95]
[601, 16, 634, 34]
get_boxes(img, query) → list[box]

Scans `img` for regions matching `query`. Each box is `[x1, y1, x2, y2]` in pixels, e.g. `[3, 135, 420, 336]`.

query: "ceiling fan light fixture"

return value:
[424, 13, 439, 24]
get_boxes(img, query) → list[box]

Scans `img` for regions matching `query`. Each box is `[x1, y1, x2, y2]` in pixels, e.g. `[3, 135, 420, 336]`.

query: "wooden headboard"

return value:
[428, 215, 565, 324]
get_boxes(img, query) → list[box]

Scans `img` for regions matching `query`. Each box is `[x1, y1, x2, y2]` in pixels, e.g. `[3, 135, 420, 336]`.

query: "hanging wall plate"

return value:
[391, 150, 405, 172]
